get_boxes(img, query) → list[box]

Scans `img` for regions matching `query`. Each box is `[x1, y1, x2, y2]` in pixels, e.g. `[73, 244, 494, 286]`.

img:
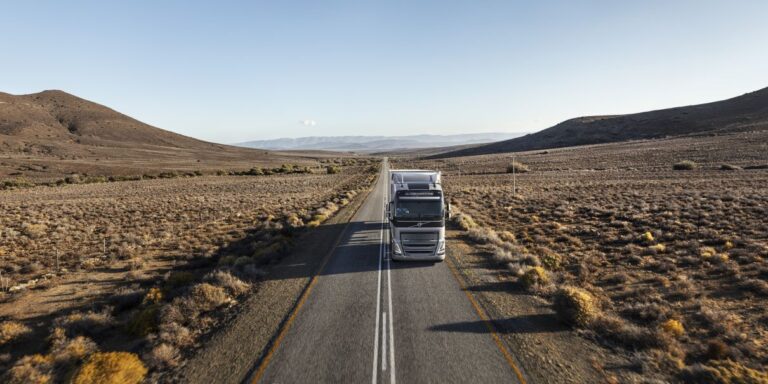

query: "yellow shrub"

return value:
[0, 321, 33, 345]
[540, 251, 562, 270]
[700, 247, 717, 258]
[640, 231, 654, 243]
[520, 266, 549, 288]
[661, 319, 685, 337]
[724, 240, 734, 250]
[553, 286, 600, 326]
[499, 230, 516, 243]
[73, 352, 147, 384]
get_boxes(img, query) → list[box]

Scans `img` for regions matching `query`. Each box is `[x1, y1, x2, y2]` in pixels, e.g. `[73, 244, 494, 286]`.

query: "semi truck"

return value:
[386, 169, 450, 261]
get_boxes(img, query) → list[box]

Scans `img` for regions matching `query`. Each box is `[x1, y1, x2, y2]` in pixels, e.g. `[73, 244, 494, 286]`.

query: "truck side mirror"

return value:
[387, 202, 393, 221]
[445, 203, 451, 219]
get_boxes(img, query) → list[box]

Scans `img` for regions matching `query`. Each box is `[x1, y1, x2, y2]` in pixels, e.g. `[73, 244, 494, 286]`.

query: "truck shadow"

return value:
[258, 218, 433, 282]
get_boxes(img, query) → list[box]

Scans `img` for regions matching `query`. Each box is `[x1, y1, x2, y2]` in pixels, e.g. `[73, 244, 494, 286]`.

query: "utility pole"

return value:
[512, 155, 517, 196]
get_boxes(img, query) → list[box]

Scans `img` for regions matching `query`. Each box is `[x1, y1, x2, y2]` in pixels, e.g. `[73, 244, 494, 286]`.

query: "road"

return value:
[250, 160, 526, 384]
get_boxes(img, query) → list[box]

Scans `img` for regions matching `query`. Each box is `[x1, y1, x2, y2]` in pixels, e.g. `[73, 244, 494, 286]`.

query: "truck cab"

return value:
[387, 170, 450, 261]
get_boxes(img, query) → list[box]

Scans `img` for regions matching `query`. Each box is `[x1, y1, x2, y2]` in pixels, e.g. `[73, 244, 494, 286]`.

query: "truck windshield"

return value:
[394, 199, 442, 220]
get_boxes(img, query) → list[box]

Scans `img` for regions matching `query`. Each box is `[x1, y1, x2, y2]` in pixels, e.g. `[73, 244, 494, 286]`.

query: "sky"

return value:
[1, 1, 767, 143]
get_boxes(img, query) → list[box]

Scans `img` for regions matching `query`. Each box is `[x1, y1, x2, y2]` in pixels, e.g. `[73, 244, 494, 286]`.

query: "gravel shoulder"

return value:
[445, 229, 629, 384]
[175, 183, 373, 384]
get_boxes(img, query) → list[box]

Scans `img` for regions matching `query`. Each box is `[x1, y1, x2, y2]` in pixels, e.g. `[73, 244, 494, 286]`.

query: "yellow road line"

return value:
[445, 255, 528, 384]
[251, 172, 379, 384]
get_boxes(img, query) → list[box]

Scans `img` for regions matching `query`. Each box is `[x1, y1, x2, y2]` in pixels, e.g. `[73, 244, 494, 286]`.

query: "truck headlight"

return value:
[392, 240, 402, 255]
[436, 240, 445, 254]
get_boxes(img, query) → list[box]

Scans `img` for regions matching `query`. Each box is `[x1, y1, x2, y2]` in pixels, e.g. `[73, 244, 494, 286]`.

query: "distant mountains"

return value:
[236, 133, 523, 152]
[434, 86, 768, 158]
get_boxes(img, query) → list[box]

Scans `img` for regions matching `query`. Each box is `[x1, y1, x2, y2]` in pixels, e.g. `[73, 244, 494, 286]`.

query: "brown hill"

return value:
[433, 86, 768, 158]
[0, 90, 331, 180]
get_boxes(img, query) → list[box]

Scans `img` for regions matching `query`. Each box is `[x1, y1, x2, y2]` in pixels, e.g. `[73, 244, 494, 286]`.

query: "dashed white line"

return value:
[386, 241, 396, 384]
[382, 312, 388, 371]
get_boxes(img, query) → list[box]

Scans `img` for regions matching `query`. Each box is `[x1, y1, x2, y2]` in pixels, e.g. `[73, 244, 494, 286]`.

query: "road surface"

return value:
[250, 160, 526, 383]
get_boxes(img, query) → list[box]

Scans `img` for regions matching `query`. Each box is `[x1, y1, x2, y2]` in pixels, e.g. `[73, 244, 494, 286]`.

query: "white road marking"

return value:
[382, 312, 388, 371]
[386, 241, 396, 384]
[372, 167, 385, 384]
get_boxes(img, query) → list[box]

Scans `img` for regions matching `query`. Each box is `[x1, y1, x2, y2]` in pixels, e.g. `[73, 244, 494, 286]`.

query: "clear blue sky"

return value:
[2, 1, 767, 143]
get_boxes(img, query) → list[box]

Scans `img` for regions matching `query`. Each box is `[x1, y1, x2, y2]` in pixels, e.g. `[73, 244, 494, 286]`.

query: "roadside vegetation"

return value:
[394, 131, 768, 383]
[0, 159, 378, 382]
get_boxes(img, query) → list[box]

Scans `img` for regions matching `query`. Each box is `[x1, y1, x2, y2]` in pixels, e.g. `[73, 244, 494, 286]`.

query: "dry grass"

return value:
[394, 130, 768, 381]
[0, 162, 377, 380]
[0, 321, 32, 346]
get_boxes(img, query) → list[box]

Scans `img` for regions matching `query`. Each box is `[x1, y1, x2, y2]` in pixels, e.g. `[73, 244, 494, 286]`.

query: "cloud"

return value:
[301, 119, 317, 126]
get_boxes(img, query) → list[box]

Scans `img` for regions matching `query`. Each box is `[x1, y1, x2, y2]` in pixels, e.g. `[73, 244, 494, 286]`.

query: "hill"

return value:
[0, 90, 331, 180]
[236, 133, 522, 152]
[433, 86, 768, 158]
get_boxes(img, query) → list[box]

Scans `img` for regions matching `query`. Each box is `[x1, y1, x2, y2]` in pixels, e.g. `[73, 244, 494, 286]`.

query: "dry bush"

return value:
[205, 270, 250, 296]
[50, 335, 99, 375]
[520, 266, 549, 289]
[590, 314, 667, 350]
[452, 212, 477, 230]
[506, 161, 530, 173]
[466, 227, 501, 245]
[4, 354, 53, 384]
[53, 309, 115, 338]
[126, 305, 160, 337]
[0, 321, 33, 346]
[72, 352, 147, 384]
[679, 359, 768, 384]
[720, 164, 742, 171]
[190, 283, 229, 311]
[673, 160, 696, 170]
[553, 286, 600, 327]
[158, 322, 194, 348]
[145, 343, 180, 369]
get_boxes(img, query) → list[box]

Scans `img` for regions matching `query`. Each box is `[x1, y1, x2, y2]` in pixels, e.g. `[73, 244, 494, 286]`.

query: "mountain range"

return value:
[236, 133, 522, 152]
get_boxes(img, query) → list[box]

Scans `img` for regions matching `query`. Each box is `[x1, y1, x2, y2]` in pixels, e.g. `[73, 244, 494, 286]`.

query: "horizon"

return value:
[2, 1, 767, 143]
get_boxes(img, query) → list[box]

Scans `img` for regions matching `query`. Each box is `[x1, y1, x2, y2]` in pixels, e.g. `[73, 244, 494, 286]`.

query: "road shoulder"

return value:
[175, 181, 374, 384]
[445, 229, 625, 384]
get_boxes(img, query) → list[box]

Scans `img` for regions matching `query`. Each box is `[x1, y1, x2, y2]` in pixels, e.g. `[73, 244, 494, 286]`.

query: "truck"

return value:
[386, 169, 450, 261]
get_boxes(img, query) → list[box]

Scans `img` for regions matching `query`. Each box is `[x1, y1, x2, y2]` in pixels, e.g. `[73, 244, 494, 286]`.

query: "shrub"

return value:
[452, 212, 477, 230]
[679, 359, 768, 384]
[673, 160, 696, 170]
[145, 343, 180, 369]
[553, 286, 599, 327]
[53, 310, 115, 338]
[720, 164, 742, 171]
[189, 283, 229, 312]
[5, 354, 53, 384]
[539, 249, 562, 270]
[591, 314, 666, 350]
[506, 161, 530, 173]
[50, 335, 98, 367]
[0, 321, 33, 346]
[661, 319, 685, 337]
[640, 231, 655, 243]
[520, 266, 549, 289]
[650, 243, 666, 253]
[205, 270, 250, 296]
[467, 227, 501, 245]
[326, 165, 341, 174]
[73, 352, 147, 384]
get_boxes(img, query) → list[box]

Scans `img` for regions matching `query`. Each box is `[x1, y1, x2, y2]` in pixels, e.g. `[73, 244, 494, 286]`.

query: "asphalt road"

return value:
[252, 160, 526, 384]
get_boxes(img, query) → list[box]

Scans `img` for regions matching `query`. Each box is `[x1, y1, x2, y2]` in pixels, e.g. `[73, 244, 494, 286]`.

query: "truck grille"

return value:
[400, 231, 438, 255]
